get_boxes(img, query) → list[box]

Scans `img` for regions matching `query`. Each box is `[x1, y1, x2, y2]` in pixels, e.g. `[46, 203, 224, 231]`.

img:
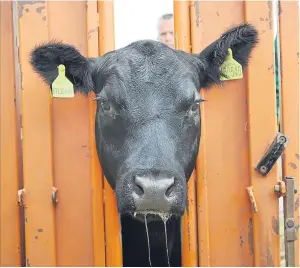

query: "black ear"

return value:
[196, 23, 259, 89]
[29, 41, 96, 95]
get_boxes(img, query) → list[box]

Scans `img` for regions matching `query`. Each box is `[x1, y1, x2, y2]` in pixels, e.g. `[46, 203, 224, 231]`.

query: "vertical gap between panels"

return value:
[273, 0, 286, 266]
[12, 1, 26, 266]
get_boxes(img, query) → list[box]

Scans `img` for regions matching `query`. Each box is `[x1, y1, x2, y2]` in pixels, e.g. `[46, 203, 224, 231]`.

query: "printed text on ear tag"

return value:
[51, 64, 75, 98]
[219, 48, 243, 81]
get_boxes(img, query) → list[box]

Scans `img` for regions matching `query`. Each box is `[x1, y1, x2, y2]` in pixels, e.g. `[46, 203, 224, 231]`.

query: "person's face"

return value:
[158, 19, 174, 48]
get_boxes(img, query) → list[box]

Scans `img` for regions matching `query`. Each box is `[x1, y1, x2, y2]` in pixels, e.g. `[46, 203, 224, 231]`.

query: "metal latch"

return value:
[18, 188, 26, 207]
[283, 176, 299, 267]
[256, 133, 289, 176]
[52, 187, 58, 206]
[247, 186, 258, 213]
[274, 180, 287, 198]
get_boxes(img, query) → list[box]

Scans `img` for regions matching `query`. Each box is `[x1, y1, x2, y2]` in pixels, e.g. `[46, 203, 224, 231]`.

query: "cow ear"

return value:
[30, 41, 96, 95]
[195, 23, 258, 89]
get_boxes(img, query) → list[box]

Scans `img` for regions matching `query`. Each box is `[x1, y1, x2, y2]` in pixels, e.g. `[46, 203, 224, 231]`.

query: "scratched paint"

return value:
[267, 0, 273, 30]
[248, 218, 254, 256]
[295, 197, 299, 211]
[193, 1, 200, 28]
[272, 216, 279, 235]
[288, 162, 297, 169]
[18, 1, 45, 17]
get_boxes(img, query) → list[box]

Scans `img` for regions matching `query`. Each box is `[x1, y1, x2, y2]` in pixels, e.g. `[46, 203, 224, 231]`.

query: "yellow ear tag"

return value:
[51, 64, 75, 98]
[219, 48, 243, 81]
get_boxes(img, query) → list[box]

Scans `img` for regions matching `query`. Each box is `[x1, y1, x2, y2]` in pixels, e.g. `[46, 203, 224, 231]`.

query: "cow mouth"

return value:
[131, 211, 172, 223]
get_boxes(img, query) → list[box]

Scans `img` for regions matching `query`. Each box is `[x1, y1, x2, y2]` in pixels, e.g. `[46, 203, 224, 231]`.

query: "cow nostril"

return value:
[133, 179, 144, 197]
[165, 183, 175, 197]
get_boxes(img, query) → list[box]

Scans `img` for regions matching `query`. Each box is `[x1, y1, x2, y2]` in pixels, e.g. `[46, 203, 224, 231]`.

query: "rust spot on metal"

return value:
[278, 4, 283, 15]
[295, 197, 299, 211]
[216, 12, 219, 16]
[18, 1, 45, 17]
[248, 218, 254, 256]
[42, 16, 46, 21]
[288, 162, 297, 169]
[267, 0, 273, 30]
[266, 243, 274, 266]
[240, 235, 244, 247]
[268, 64, 273, 71]
[88, 27, 98, 40]
[272, 216, 279, 235]
[193, 1, 200, 28]
[35, 236, 38, 239]
[295, 153, 299, 160]
[185, 197, 190, 216]
[36, 6, 45, 14]
[260, 17, 265, 21]
[37, 228, 43, 232]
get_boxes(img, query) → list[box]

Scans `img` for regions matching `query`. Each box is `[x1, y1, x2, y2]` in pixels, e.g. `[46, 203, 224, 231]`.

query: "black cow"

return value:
[30, 23, 258, 267]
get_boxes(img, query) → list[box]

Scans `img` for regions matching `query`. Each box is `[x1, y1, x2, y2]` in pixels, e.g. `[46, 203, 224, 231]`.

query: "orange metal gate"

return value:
[0, 0, 298, 267]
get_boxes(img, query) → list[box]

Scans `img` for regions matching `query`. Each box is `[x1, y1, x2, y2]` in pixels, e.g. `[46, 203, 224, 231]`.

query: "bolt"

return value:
[286, 219, 294, 228]
[279, 136, 287, 144]
[260, 166, 267, 173]
[294, 189, 298, 194]
[274, 185, 280, 192]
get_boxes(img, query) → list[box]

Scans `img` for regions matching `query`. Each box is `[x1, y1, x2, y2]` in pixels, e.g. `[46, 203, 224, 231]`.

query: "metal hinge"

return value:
[256, 133, 289, 176]
[52, 186, 58, 206]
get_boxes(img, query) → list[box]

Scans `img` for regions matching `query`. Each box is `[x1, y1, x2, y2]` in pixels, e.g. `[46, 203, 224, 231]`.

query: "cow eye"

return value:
[190, 101, 200, 112]
[100, 100, 111, 112]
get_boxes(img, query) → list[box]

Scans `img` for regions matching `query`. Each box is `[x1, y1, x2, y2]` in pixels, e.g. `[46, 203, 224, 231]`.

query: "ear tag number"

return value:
[51, 64, 75, 98]
[219, 48, 243, 81]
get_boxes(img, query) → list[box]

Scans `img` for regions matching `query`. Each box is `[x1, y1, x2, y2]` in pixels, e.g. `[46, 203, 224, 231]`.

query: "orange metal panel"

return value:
[182, 171, 199, 267]
[192, 1, 254, 266]
[17, 1, 56, 266]
[0, 1, 21, 266]
[245, 1, 281, 266]
[173, 1, 199, 266]
[190, 2, 211, 266]
[87, 1, 106, 266]
[174, 0, 192, 52]
[98, 1, 123, 266]
[279, 2, 299, 266]
[46, 2, 94, 266]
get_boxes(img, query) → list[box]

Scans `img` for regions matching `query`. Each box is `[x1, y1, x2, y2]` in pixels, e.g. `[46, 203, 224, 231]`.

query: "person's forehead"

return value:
[159, 19, 173, 31]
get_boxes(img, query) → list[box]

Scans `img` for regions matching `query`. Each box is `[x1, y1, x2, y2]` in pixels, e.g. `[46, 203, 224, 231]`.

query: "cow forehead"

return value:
[94, 41, 199, 101]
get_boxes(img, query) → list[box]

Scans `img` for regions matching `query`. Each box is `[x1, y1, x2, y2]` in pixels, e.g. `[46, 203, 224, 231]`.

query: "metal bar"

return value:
[12, 1, 27, 264]
[17, 0, 57, 265]
[47, 2, 94, 265]
[0, 1, 21, 266]
[98, 1, 123, 266]
[192, 1, 254, 266]
[278, 1, 299, 266]
[173, 1, 199, 266]
[87, 1, 106, 266]
[190, 2, 211, 266]
[284, 177, 297, 267]
[245, 1, 281, 266]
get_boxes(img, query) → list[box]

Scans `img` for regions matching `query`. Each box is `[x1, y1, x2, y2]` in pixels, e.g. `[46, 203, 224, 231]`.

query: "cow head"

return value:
[30, 23, 258, 222]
